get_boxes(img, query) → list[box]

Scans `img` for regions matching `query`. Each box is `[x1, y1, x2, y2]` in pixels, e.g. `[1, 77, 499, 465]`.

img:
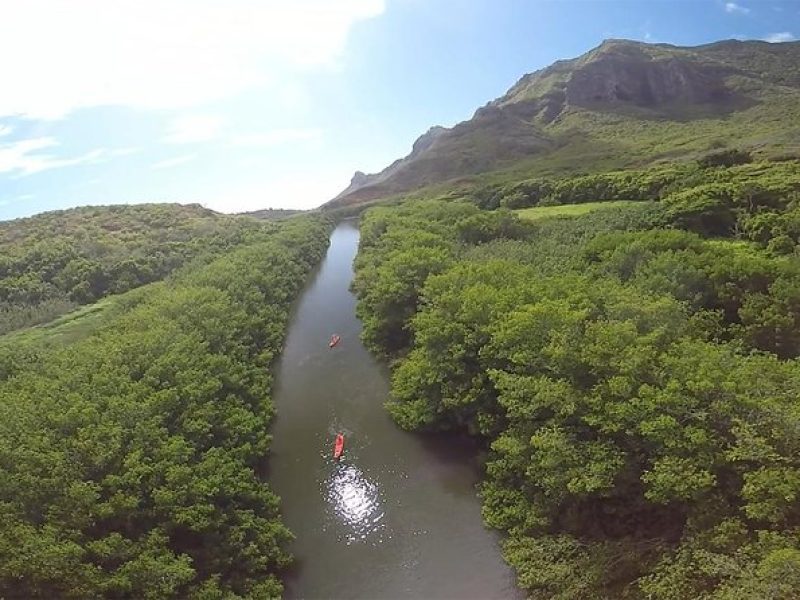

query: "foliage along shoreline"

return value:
[0, 215, 332, 598]
[352, 157, 800, 599]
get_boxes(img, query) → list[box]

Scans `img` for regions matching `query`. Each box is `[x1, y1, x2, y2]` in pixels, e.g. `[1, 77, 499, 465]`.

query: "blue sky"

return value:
[1, 0, 799, 220]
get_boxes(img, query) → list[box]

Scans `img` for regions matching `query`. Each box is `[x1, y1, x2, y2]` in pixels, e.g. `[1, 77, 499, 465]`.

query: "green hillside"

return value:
[0, 203, 271, 335]
[328, 39, 800, 208]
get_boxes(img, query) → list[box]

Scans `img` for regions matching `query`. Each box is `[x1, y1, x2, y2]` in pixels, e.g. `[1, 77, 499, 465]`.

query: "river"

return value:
[269, 220, 520, 599]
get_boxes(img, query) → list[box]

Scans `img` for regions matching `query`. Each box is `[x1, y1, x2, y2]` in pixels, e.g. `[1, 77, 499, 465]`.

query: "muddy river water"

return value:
[269, 220, 520, 599]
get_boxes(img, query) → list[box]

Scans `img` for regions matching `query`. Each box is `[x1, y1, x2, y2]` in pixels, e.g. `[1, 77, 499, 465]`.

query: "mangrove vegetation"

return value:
[352, 158, 800, 599]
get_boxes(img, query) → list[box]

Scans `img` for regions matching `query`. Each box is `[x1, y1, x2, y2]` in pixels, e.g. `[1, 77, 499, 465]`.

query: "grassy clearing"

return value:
[516, 200, 644, 221]
[1, 298, 114, 349]
[706, 238, 754, 251]
[0, 287, 150, 351]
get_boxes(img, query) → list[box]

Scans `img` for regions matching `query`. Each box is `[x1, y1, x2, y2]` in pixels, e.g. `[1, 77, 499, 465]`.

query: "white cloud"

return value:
[725, 2, 751, 14]
[151, 154, 197, 170]
[0, 137, 105, 176]
[230, 128, 322, 148]
[164, 115, 225, 144]
[0, 0, 385, 120]
[764, 32, 797, 43]
[0, 125, 13, 137]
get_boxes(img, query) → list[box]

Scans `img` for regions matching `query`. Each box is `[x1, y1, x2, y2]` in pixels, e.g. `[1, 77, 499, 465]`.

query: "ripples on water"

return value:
[324, 462, 386, 544]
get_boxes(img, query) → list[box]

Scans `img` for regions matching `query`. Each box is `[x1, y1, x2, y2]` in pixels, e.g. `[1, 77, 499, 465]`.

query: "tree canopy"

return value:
[0, 215, 332, 598]
[353, 186, 800, 599]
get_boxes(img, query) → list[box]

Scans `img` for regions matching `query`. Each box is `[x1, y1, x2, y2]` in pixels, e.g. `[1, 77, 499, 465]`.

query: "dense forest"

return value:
[0, 204, 271, 335]
[352, 157, 800, 598]
[0, 214, 331, 598]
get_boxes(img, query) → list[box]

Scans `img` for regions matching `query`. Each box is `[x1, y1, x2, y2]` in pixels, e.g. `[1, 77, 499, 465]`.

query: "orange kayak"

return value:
[329, 334, 341, 348]
[333, 434, 345, 460]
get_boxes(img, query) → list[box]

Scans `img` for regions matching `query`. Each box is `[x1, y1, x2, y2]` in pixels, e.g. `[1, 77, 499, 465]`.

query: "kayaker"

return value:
[334, 433, 345, 459]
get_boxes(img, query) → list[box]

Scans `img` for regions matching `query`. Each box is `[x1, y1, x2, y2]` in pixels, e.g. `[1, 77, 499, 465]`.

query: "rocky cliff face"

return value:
[350, 171, 370, 187]
[567, 52, 729, 107]
[412, 126, 448, 153]
[494, 40, 735, 120]
[328, 39, 800, 207]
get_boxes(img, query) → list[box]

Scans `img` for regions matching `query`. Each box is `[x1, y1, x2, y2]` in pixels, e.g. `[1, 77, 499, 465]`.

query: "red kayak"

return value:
[333, 434, 345, 460]
[329, 334, 341, 348]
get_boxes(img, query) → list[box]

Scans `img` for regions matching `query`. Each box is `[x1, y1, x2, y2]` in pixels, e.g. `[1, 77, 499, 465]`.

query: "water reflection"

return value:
[324, 462, 385, 544]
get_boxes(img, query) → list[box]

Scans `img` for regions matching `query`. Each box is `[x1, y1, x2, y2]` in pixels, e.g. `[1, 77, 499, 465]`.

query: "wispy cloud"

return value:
[151, 154, 197, 170]
[0, 124, 13, 137]
[764, 32, 796, 42]
[0, 137, 105, 176]
[725, 2, 751, 14]
[229, 128, 322, 148]
[163, 115, 225, 144]
[0, 0, 385, 120]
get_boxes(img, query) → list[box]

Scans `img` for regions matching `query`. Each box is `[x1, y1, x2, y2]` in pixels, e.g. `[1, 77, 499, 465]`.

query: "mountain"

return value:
[328, 39, 800, 207]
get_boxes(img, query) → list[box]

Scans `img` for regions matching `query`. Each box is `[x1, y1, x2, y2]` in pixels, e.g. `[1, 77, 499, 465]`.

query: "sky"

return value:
[1, 0, 799, 220]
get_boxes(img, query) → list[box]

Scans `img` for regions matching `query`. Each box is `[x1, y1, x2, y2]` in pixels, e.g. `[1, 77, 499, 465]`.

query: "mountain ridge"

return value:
[327, 38, 800, 208]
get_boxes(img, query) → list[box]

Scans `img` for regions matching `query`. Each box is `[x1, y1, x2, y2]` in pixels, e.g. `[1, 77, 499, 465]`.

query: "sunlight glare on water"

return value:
[324, 462, 386, 544]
